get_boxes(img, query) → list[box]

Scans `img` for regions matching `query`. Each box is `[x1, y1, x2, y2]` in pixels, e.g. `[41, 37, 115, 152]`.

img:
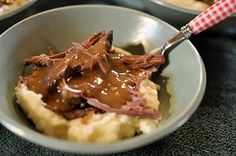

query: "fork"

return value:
[149, 0, 236, 56]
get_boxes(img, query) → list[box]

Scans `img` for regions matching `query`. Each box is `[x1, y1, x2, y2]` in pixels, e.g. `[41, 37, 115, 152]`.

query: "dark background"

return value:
[0, 0, 236, 155]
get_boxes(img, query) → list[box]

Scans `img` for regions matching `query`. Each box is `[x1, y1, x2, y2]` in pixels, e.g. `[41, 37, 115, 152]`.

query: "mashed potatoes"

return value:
[15, 47, 161, 143]
[16, 79, 160, 143]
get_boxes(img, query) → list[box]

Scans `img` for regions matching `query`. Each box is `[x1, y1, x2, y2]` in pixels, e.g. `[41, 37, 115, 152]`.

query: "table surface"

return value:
[0, 0, 236, 155]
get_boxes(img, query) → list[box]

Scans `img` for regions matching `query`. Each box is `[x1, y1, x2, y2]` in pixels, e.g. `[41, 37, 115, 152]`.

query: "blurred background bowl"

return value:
[0, 5, 206, 154]
[111, 0, 236, 33]
[0, 0, 37, 21]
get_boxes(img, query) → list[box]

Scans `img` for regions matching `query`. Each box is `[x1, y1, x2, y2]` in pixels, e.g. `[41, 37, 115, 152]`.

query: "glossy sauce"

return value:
[66, 55, 145, 108]
[27, 49, 148, 113]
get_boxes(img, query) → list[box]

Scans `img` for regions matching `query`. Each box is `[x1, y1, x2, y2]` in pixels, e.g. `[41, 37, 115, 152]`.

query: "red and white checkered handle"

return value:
[188, 0, 236, 34]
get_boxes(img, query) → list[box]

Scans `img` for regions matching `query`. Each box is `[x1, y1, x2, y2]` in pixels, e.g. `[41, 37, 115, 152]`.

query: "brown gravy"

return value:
[22, 31, 164, 119]
[27, 51, 148, 113]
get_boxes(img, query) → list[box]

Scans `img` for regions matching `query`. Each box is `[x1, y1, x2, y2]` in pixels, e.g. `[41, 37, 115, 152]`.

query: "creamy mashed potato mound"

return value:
[15, 48, 161, 143]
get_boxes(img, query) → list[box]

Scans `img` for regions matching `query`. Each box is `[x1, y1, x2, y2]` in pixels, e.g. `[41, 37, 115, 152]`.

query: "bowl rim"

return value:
[150, 0, 236, 17]
[0, 0, 37, 21]
[0, 4, 206, 154]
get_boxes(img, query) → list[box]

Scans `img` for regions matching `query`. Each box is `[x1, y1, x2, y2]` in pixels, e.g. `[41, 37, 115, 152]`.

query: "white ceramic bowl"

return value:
[0, 5, 206, 154]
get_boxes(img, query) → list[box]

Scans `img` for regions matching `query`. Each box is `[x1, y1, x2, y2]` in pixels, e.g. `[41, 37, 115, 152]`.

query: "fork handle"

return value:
[188, 0, 236, 34]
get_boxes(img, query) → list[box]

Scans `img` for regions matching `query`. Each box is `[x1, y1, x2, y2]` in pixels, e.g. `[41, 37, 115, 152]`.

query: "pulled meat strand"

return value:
[86, 98, 161, 119]
[81, 31, 112, 49]
[62, 108, 99, 120]
[25, 54, 58, 67]
[120, 54, 165, 69]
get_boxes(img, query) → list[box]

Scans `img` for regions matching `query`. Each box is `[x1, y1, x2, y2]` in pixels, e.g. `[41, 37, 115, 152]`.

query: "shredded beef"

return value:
[121, 54, 165, 69]
[20, 31, 165, 120]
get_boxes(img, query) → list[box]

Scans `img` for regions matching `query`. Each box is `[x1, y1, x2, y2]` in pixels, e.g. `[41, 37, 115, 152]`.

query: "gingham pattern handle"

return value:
[188, 0, 236, 34]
